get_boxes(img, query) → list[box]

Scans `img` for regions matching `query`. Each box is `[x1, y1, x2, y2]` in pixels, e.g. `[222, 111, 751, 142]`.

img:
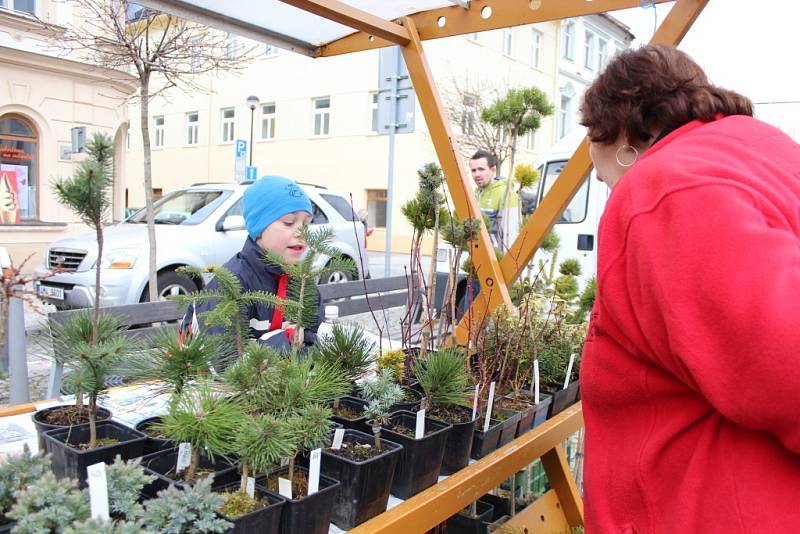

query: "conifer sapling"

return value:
[360, 369, 405, 450]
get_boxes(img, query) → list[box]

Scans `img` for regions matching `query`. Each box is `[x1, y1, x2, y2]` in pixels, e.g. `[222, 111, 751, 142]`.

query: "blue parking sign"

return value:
[235, 139, 247, 158]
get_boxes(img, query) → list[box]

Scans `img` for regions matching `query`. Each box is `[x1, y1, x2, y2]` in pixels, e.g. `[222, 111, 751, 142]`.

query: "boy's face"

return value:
[257, 210, 312, 264]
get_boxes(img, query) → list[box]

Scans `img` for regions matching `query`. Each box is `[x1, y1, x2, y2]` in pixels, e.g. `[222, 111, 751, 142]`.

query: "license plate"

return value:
[36, 283, 65, 300]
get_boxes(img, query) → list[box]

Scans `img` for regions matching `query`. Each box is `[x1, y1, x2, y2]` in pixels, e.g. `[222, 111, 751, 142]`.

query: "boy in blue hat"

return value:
[183, 176, 322, 350]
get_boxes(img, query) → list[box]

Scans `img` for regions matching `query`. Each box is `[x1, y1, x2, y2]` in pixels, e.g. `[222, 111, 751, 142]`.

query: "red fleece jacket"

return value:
[581, 115, 800, 533]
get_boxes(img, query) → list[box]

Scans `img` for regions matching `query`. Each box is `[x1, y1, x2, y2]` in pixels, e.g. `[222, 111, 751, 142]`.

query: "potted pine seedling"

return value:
[256, 355, 347, 534]
[320, 369, 404, 530]
[365, 370, 452, 499]
[311, 322, 374, 429]
[374, 348, 423, 410]
[142, 380, 243, 497]
[534, 316, 584, 417]
[412, 347, 475, 475]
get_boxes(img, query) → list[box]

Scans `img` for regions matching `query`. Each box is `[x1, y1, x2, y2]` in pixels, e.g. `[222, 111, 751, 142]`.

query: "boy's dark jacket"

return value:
[181, 237, 322, 350]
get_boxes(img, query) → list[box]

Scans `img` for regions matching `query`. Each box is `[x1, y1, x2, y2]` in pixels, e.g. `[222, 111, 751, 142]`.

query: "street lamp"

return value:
[246, 95, 260, 167]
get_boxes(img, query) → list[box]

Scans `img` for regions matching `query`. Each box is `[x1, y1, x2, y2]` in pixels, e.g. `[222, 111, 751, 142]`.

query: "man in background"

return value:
[469, 150, 519, 251]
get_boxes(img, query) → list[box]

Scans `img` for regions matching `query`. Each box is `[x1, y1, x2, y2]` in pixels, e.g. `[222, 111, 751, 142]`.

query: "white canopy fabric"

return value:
[135, 0, 460, 55]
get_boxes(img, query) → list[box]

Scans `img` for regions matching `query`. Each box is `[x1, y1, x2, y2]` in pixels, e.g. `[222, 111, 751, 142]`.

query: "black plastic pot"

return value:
[388, 387, 422, 413]
[0, 520, 15, 534]
[478, 492, 510, 522]
[261, 465, 340, 534]
[444, 500, 494, 534]
[330, 396, 368, 432]
[321, 429, 402, 530]
[381, 410, 451, 499]
[218, 481, 285, 534]
[32, 405, 112, 452]
[531, 394, 553, 429]
[429, 405, 476, 476]
[43, 419, 146, 487]
[494, 408, 522, 448]
[140, 447, 238, 498]
[471, 417, 502, 460]
[135, 416, 174, 456]
[546, 380, 581, 418]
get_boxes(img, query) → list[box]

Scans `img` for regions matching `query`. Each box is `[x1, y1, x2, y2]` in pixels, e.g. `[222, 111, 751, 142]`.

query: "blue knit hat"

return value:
[243, 176, 312, 240]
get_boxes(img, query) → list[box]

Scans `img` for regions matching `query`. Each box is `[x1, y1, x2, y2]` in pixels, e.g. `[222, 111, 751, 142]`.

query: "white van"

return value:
[436, 131, 608, 295]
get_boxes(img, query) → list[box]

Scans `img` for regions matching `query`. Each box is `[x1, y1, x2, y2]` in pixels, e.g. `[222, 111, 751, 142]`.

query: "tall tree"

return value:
[50, 0, 258, 300]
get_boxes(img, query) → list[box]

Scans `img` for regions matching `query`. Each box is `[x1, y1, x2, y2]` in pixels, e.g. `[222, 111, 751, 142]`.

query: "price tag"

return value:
[483, 381, 496, 433]
[87, 462, 110, 521]
[471, 384, 479, 420]
[415, 409, 426, 439]
[176, 443, 192, 472]
[563, 353, 576, 390]
[332, 428, 345, 450]
[278, 477, 293, 500]
[308, 448, 321, 495]
[246, 477, 255, 498]
[534, 360, 540, 405]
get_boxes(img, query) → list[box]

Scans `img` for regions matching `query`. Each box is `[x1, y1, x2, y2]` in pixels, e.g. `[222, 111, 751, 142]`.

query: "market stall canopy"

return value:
[133, 0, 654, 57]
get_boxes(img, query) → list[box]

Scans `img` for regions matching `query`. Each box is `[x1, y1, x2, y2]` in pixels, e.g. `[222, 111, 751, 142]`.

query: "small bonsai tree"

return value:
[178, 265, 297, 360]
[0, 445, 50, 525]
[156, 380, 245, 481]
[262, 225, 357, 351]
[360, 369, 405, 450]
[141, 476, 232, 533]
[7, 472, 89, 533]
[121, 329, 230, 396]
[412, 347, 470, 413]
[311, 322, 375, 386]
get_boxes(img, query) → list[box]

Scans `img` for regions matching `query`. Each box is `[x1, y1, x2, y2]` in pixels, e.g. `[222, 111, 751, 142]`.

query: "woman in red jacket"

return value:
[579, 44, 800, 533]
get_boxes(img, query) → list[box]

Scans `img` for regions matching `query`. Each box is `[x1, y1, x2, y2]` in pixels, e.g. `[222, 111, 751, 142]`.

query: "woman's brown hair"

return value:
[580, 44, 752, 144]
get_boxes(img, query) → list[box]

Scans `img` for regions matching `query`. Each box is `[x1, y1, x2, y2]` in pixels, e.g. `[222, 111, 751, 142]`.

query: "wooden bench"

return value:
[45, 274, 428, 397]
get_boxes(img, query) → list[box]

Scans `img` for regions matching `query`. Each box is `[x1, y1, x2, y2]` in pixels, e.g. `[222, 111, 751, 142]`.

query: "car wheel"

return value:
[140, 270, 198, 302]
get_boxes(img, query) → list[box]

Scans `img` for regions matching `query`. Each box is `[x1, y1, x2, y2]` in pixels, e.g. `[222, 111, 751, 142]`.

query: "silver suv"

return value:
[35, 181, 370, 309]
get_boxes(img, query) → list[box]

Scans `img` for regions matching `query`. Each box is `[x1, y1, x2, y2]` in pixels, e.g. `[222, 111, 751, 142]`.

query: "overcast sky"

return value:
[610, 1, 800, 138]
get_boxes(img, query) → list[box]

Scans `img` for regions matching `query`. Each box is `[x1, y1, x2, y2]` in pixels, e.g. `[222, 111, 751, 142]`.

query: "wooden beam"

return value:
[278, 0, 410, 48]
[320, 0, 669, 57]
[399, 15, 513, 344]
[349, 403, 584, 533]
[498, 0, 710, 285]
[541, 445, 585, 528]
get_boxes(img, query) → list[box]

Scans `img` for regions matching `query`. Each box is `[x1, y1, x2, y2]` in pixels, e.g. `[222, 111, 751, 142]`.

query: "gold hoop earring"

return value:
[615, 144, 639, 167]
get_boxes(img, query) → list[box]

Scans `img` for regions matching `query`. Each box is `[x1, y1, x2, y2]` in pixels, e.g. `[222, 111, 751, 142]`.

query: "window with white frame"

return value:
[462, 93, 478, 135]
[226, 33, 239, 60]
[265, 44, 279, 56]
[312, 97, 331, 136]
[561, 21, 575, 60]
[186, 112, 199, 145]
[0, 0, 36, 16]
[220, 108, 235, 143]
[559, 94, 572, 139]
[370, 92, 379, 133]
[502, 27, 513, 56]
[153, 116, 165, 147]
[597, 38, 608, 70]
[261, 102, 276, 139]
[530, 28, 542, 68]
[584, 31, 596, 70]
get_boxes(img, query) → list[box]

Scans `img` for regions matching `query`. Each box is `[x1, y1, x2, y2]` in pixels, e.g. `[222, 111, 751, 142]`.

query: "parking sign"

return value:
[234, 139, 247, 183]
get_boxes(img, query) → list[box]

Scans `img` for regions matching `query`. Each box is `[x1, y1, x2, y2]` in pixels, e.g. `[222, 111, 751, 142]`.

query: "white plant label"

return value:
[246, 477, 256, 499]
[483, 381, 496, 433]
[332, 428, 345, 450]
[471, 384, 480, 420]
[308, 448, 321, 495]
[278, 477, 293, 500]
[176, 443, 192, 472]
[563, 353, 576, 390]
[534, 360, 540, 405]
[415, 409, 426, 439]
[87, 462, 110, 521]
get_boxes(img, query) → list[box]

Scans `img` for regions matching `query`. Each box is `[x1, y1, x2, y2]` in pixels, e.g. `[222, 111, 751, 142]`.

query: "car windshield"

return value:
[127, 190, 231, 225]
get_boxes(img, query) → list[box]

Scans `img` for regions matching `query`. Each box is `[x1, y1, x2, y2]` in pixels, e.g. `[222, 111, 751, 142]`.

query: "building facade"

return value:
[0, 0, 136, 268]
